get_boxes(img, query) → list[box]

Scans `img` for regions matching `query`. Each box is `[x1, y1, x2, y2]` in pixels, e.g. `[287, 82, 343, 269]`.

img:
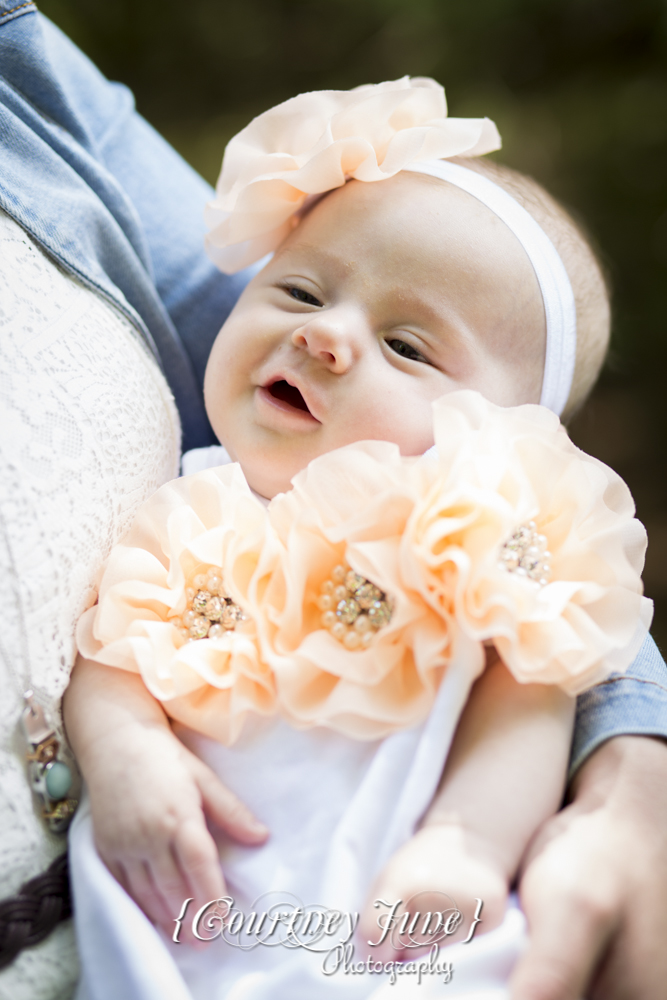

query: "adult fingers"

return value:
[513, 736, 667, 1000]
[587, 857, 667, 1000]
[193, 758, 269, 844]
[510, 864, 618, 1000]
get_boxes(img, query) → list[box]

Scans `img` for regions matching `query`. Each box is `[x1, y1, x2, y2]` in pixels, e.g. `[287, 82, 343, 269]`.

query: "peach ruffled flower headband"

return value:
[204, 77, 577, 417]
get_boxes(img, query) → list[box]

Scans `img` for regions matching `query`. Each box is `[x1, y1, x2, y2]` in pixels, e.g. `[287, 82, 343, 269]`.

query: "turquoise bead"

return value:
[45, 761, 72, 801]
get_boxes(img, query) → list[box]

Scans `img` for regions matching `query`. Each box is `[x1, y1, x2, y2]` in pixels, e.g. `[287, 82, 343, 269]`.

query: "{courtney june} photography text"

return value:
[171, 893, 483, 982]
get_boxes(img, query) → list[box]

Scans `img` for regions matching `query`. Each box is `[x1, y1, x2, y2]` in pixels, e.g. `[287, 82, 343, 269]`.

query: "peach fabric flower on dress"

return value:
[77, 465, 279, 744]
[258, 441, 483, 740]
[404, 392, 652, 694]
[204, 76, 501, 273]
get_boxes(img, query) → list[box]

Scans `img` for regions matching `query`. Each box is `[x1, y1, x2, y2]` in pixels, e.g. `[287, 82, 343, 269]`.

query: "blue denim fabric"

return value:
[570, 633, 667, 778]
[2, 2, 666, 777]
[0, 3, 251, 451]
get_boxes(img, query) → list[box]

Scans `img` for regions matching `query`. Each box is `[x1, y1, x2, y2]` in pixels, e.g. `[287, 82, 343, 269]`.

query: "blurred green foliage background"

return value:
[39, 0, 667, 645]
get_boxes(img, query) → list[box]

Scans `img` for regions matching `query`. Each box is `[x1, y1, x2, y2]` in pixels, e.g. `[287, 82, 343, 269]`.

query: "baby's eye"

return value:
[387, 339, 430, 364]
[287, 286, 323, 307]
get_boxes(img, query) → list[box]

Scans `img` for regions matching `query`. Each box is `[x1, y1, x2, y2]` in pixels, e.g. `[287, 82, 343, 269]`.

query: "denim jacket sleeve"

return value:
[0, 4, 251, 450]
[569, 634, 667, 780]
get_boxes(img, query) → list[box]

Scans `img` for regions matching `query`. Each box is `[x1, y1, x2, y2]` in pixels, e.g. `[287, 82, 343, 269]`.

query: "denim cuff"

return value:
[569, 634, 667, 781]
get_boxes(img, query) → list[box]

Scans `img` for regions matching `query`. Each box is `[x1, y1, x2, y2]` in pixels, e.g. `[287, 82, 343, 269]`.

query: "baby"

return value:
[64, 79, 638, 993]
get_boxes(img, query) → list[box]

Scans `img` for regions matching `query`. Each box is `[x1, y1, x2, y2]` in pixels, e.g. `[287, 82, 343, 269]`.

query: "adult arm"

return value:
[1, 6, 253, 450]
[569, 633, 667, 778]
[511, 734, 667, 1000]
[510, 634, 667, 999]
[34, 12, 250, 394]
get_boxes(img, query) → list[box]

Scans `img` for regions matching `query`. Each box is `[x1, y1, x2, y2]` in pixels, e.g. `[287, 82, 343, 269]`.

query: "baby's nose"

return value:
[291, 316, 356, 374]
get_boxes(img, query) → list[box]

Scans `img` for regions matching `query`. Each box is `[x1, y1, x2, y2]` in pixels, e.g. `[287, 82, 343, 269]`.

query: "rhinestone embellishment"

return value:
[172, 567, 248, 640]
[317, 564, 393, 650]
[499, 521, 551, 586]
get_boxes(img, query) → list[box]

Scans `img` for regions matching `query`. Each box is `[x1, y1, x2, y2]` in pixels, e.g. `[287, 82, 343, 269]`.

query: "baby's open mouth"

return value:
[267, 380, 311, 414]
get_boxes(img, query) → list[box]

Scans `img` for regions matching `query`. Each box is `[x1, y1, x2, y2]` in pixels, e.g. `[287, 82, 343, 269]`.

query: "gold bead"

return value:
[356, 582, 383, 609]
[193, 590, 211, 613]
[343, 630, 361, 650]
[189, 616, 210, 639]
[345, 570, 366, 594]
[353, 614, 372, 634]
[336, 598, 360, 625]
[205, 596, 224, 621]
[368, 600, 392, 629]
[221, 603, 244, 629]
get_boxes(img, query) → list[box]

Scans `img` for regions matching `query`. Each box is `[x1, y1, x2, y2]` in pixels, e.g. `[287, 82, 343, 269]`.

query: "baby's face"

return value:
[205, 171, 546, 498]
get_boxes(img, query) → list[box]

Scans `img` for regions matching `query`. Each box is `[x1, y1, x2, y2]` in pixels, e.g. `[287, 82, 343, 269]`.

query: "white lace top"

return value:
[0, 209, 181, 999]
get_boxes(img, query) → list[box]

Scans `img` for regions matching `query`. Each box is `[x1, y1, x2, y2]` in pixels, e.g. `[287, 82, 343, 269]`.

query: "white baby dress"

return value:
[69, 447, 527, 1000]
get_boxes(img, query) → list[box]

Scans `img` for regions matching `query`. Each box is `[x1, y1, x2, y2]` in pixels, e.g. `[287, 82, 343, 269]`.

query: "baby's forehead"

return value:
[320, 170, 496, 231]
[284, 173, 544, 314]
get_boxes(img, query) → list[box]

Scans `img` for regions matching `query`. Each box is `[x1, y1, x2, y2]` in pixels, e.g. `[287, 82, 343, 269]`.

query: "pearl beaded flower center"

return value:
[317, 564, 393, 650]
[173, 567, 248, 641]
[499, 521, 551, 586]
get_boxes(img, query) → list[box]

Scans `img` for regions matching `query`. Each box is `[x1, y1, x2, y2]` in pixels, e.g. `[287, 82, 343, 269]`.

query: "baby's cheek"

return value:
[342, 388, 436, 457]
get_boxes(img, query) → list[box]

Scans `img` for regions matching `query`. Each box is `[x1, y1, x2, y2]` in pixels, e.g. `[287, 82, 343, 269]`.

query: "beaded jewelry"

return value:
[317, 564, 393, 650]
[499, 522, 552, 587]
[170, 565, 249, 641]
[22, 692, 78, 834]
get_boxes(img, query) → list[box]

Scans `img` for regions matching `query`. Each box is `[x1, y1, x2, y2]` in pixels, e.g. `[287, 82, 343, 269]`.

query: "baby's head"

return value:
[203, 86, 609, 499]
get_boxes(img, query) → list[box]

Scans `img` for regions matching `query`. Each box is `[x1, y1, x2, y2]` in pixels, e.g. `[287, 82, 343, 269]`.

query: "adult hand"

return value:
[510, 735, 667, 1000]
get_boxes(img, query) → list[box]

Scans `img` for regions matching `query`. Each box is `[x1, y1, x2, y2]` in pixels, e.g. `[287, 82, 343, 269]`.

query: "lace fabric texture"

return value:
[0, 208, 181, 997]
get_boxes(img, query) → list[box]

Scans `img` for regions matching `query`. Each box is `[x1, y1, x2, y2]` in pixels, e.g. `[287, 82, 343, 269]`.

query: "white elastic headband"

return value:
[403, 160, 577, 417]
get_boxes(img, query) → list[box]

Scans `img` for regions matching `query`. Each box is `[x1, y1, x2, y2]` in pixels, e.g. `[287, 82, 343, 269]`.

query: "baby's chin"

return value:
[238, 461, 297, 501]
[239, 439, 438, 499]
[232, 440, 334, 500]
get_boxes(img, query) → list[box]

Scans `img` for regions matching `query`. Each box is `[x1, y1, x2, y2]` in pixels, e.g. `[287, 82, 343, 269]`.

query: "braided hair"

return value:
[0, 852, 72, 968]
